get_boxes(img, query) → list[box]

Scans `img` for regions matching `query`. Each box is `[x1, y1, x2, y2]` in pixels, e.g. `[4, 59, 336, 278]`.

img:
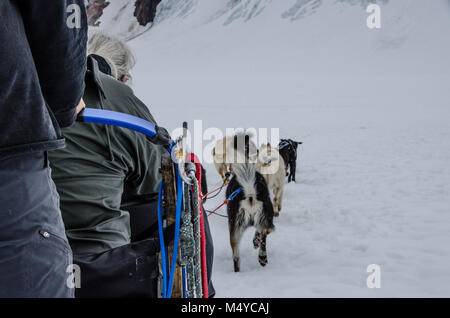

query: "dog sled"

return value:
[76, 108, 210, 298]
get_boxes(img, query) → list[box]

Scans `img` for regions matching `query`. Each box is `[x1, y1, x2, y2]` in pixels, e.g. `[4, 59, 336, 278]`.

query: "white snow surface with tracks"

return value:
[99, 0, 450, 297]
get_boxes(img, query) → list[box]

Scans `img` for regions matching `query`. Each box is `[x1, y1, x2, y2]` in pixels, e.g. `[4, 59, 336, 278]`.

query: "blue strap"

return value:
[78, 108, 157, 138]
[157, 165, 183, 298]
[279, 140, 290, 150]
[157, 182, 168, 297]
[228, 188, 242, 201]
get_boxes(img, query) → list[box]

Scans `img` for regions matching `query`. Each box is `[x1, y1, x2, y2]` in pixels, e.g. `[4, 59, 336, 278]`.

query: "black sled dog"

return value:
[278, 139, 302, 183]
[226, 162, 275, 272]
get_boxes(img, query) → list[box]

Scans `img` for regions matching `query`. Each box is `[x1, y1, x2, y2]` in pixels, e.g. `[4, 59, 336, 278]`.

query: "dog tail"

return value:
[231, 162, 257, 197]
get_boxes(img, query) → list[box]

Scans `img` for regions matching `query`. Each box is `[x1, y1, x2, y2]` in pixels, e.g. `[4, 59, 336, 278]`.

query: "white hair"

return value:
[87, 29, 136, 81]
[231, 163, 257, 198]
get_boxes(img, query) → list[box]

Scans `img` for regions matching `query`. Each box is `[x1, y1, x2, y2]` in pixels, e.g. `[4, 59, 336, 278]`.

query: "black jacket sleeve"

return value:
[18, 0, 88, 128]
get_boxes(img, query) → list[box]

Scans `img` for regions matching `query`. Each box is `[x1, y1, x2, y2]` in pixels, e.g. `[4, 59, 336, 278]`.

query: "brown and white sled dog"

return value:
[226, 162, 275, 272]
[212, 132, 257, 181]
[256, 143, 286, 217]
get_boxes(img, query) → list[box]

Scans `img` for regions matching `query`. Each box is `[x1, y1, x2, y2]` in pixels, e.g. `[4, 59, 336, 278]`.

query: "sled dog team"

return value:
[211, 132, 302, 272]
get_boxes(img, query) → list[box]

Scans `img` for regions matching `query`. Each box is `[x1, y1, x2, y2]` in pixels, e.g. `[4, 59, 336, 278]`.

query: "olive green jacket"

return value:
[49, 57, 166, 255]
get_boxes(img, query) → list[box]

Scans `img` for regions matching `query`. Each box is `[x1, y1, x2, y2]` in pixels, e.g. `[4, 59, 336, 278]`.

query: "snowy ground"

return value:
[116, 0, 450, 297]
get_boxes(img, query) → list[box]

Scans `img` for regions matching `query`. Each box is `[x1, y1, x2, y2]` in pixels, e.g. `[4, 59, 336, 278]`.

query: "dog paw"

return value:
[274, 211, 280, 217]
[259, 256, 268, 267]
[262, 227, 274, 236]
[253, 237, 261, 249]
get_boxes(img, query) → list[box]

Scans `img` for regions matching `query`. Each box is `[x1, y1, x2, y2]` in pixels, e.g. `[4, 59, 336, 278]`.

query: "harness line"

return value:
[206, 187, 242, 218]
[201, 181, 229, 201]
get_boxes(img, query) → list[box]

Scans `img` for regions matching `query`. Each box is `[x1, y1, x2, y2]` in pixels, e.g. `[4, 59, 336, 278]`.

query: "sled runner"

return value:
[77, 108, 209, 298]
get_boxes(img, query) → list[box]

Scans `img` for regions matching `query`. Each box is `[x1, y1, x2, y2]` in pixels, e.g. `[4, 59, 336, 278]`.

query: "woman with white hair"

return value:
[49, 30, 215, 298]
[87, 30, 136, 83]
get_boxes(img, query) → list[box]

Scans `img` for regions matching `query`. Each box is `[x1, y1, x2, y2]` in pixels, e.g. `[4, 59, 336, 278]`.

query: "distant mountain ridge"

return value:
[88, 0, 393, 39]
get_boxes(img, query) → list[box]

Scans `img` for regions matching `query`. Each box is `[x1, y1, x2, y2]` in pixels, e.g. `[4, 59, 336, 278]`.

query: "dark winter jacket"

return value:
[0, 0, 87, 160]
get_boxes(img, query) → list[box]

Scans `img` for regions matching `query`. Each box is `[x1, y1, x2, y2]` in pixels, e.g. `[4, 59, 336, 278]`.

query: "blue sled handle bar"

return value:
[77, 108, 157, 138]
[77, 108, 173, 149]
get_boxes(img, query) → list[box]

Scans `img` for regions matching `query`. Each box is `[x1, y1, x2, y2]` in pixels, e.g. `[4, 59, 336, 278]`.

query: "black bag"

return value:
[73, 199, 215, 298]
[73, 237, 160, 298]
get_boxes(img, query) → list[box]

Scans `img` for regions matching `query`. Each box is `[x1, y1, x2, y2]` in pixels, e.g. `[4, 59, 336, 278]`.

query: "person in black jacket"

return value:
[0, 1, 87, 297]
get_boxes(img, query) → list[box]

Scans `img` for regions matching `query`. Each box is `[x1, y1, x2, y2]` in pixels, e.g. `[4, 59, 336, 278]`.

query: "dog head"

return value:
[292, 140, 302, 151]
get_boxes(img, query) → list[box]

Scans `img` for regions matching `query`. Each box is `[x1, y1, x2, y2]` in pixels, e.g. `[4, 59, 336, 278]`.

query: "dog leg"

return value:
[287, 162, 292, 183]
[273, 198, 279, 217]
[253, 231, 262, 249]
[230, 230, 243, 272]
[220, 164, 226, 181]
[258, 233, 268, 267]
[292, 160, 297, 183]
[277, 186, 284, 213]
[273, 188, 280, 217]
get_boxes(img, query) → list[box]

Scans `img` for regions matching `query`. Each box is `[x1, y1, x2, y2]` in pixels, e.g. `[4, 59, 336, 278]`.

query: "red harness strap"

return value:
[206, 200, 229, 217]
[200, 182, 228, 201]
[187, 153, 209, 298]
